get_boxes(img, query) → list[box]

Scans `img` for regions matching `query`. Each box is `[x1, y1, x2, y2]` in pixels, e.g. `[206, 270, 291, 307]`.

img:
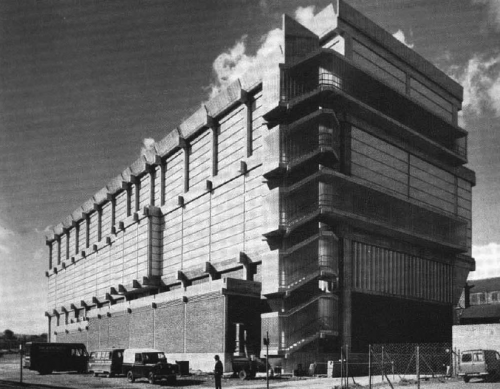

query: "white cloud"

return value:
[469, 243, 500, 280]
[295, 5, 316, 28]
[207, 28, 283, 99]
[446, 53, 500, 120]
[392, 29, 414, 48]
[473, 0, 500, 31]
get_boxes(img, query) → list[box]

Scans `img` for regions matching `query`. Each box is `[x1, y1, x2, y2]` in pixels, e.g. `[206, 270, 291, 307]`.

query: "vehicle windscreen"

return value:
[142, 353, 166, 364]
[474, 352, 484, 362]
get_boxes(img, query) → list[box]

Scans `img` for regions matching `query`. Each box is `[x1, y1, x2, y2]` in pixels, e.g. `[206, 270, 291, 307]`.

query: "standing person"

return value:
[214, 355, 223, 389]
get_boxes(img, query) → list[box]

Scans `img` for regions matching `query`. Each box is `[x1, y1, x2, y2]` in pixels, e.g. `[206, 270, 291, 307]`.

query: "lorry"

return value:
[23, 342, 88, 375]
[458, 349, 500, 383]
[231, 323, 271, 380]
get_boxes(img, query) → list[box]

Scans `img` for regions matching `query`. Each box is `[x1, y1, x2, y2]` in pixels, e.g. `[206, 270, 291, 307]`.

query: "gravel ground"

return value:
[1, 353, 500, 389]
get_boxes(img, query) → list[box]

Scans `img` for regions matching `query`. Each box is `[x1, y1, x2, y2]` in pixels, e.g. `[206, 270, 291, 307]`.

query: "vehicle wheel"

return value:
[148, 372, 156, 384]
[238, 369, 248, 380]
[167, 375, 177, 385]
[463, 375, 470, 383]
[127, 371, 135, 383]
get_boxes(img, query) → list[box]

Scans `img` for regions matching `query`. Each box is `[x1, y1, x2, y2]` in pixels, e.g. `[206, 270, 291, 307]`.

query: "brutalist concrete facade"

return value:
[45, 1, 475, 373]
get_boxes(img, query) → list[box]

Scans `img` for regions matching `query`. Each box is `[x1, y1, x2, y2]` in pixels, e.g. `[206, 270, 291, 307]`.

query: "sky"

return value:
[1, 0, 500, 334]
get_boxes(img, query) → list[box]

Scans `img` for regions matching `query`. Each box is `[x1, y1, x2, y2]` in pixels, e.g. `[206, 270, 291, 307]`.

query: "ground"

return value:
[1, 353, 499, 389]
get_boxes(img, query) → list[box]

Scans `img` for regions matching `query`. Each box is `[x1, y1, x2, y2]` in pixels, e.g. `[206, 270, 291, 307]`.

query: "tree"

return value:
[3, 329, 14, 339]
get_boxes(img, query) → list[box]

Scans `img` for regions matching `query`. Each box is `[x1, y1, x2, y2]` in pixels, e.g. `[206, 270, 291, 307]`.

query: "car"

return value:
[122, 348, 178, 384]
[88, 348, 124, 377]
[458, 349, 500, 383]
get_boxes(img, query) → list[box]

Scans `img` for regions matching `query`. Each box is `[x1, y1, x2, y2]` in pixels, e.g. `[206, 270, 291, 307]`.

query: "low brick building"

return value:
[45, 1, 475, 372]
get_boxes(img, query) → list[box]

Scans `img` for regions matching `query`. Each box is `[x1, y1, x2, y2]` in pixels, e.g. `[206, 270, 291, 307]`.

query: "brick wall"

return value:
[55, 292, 227, 371]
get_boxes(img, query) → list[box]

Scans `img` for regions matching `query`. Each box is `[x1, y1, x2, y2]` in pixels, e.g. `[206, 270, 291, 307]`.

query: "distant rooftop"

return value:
[467, 277, 500, 293]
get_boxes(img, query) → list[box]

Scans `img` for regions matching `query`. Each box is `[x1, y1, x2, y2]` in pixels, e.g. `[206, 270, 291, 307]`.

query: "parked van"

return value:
[458, 349, 500, 383]
[122, 348, 178, 384]
[23, 342, 88, 375]
[88, 348, 124, 377]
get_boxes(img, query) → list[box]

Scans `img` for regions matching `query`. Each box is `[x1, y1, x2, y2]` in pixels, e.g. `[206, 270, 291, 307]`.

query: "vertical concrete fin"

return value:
[283, 14, 319, 64]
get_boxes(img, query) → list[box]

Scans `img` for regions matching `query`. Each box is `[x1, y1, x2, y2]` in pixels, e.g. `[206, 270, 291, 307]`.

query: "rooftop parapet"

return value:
[178, 106, 214, 140]
[107, 175, 123, 195]
[81, 198, 95, 215]
[129, 156, 147, 177]
[240, 68, 263, 92]
[93, 187, 108, 206]
[205, 80, 247, 118]
[71, 206, 84, 224]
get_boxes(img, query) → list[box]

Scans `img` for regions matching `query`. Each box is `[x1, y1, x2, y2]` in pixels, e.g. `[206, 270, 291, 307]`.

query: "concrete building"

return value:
[45, 1, 475, 372]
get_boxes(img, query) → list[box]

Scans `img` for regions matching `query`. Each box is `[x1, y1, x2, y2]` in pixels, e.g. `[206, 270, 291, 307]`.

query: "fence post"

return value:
[368, 345, 372, 389]
[381, 346, 384, 382]
[19, 343, 23, 384]
[340, 347, 344, 388]
[416, 346, 420, 389]
[346, 344, 349, 389]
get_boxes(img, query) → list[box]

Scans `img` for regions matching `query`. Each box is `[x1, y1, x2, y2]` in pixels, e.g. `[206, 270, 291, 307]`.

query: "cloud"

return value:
[140, 138, 156, 157]
[392, 29, 414, 48]
[295, 5, 316, 28]
[473, 0, 500, 31]
[469, 243, 500, 280]
[207, 28, 283, 99]
[446, 53, 500, 121]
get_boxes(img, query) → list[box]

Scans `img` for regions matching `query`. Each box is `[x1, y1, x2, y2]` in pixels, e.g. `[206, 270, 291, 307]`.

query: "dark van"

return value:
[23, 342, 88, 375]
[88, 348, 124, 377]
[122, 348, 178, 384]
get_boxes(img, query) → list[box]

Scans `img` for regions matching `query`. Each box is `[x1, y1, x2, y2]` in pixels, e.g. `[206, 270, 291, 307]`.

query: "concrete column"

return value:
[341, 235, 352, 349]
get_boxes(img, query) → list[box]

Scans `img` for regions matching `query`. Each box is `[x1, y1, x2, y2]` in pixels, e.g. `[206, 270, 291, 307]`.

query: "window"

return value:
[462, 353, 472, 363]
[135, 354, 142, 363]
[473, 353, 484, 362]
[491, 292, 498, 302]
[478, 293, 486, 304]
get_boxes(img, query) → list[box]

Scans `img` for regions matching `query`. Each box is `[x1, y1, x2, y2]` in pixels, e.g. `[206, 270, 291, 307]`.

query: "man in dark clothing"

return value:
[214, 355, 223, 389]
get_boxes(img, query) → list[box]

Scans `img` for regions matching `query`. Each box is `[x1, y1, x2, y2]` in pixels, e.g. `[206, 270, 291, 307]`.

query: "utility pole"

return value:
[19, 344, 23, 383]
[263, 331, 270, 389]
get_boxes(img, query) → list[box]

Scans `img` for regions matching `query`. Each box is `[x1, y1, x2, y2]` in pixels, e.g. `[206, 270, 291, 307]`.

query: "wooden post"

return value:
[416, 346, 420, 389]
[368, 344, 371, 389]
[19, 344, 23, 383]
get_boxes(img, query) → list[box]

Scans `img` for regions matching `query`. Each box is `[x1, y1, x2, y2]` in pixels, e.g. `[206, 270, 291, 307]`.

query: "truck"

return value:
[23, 342, 88, 375]
[231, 323, 271, 380]
[458, 349, 500, 383]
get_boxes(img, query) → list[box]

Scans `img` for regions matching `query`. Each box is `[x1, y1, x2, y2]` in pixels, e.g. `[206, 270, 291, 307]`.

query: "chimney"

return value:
[464, 282, 474, 308]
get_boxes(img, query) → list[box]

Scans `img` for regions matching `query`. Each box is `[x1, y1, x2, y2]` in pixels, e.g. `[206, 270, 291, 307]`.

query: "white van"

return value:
[122, 348, 178, 384]
[458, 349, 500, 383]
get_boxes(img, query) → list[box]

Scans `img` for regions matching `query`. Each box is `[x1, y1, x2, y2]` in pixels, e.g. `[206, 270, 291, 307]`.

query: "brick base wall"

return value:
[55, 292, 226, 371]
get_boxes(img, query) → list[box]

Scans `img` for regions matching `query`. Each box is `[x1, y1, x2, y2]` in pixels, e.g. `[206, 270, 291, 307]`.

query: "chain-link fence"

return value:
[326, 343, 458, 389]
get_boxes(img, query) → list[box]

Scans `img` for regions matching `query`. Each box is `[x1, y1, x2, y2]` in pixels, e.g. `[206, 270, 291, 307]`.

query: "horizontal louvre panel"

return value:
[352, 241, 452, 303]
[352, 39, 406, 94]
